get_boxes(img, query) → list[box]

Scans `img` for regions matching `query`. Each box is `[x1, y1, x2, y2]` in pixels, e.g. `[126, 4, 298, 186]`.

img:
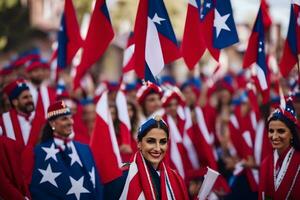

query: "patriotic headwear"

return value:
[136, 81, 162, 105]
[137, 115, 169, 141]
[268, 98, 298, 128]
[26, 60, 49, 72]
[161, 87, 185, 107]
[47, 100, 71, 121]
[3, 79, 30, 101]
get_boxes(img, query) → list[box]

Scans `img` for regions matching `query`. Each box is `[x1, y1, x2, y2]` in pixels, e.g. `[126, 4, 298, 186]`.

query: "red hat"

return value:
[47, 100, 71, 120]
[161, 87, 185, 107]
[3, 79, 29, 101]
[26, 60, 49, 72]
[136, 81, 162, 105]
[0, 65, 13, 75]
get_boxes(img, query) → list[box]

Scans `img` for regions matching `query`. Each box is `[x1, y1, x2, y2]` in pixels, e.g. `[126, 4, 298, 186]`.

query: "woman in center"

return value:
[104, 115, 189, 200]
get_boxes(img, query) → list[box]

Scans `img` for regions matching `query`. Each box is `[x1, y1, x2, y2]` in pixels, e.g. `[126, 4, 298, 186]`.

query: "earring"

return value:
[52, 127, 55, 131]
[290, 137, 294, 145]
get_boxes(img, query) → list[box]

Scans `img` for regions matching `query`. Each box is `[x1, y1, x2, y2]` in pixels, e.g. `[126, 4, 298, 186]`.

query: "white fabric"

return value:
[2, 112, 16, 140]
[167, 115, 185, 178]
[17, 115, 31, 145]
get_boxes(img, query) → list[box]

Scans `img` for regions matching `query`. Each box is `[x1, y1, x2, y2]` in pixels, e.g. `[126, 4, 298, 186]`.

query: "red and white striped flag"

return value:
[90, 91, 122, 183]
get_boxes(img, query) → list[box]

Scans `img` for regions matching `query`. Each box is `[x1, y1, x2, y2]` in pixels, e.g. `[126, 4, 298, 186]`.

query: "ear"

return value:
[137, 142, 141, 150]
[49, 121, 55, 128]
[11, 99, 18, 108]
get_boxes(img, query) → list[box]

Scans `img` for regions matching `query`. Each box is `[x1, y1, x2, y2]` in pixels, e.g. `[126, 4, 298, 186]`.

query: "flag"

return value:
[133, 0, 180, 82]
[279, 3, 300, 77]
[261, 0, 272, 31]
[181, 0, 206, 70]
[73, 0, 114, 89]
[201, 0, 239, 61]
[90, 92, 123, 184]
[57, 0, 83, 70]
[122, 32, 135, 73]
[243, 6, 269, 102]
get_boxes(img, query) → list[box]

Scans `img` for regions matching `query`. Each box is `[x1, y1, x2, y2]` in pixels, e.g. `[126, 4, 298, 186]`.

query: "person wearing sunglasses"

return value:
[104, 115, 189, 200]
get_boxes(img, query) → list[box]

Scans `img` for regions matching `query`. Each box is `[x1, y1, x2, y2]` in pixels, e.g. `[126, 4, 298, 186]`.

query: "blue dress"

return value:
[30, 139, 103, 200]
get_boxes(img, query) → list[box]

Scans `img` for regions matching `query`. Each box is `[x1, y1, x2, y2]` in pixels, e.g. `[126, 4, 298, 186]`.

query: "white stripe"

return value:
[2, 112, 16, 140]
[116, 91, 131, 130]
[96, 92, 122, 168]
[229, 114, 239, 129]
[40, 85, 50, 118]
[146, 17, 164, 76]
[137, 192, 145, 200]
[163, 164, 176, 200]
[254, 120, 265, 165]
[255, 64, 268, 90]
[123, 44, 135, 67]
[167, 115, 185, 178]
[250, 111, 257, 129]
[195, 107, 212, 145]
[119, 154, 139, 200]
[274, 148, 295, 190]
[242, 131, 253, 148]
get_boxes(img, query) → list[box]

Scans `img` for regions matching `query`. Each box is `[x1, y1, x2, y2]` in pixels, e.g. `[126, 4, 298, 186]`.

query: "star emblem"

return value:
[42, 143, 59, 162]
[89, 167, 96, 188]
[258, 41, 264, 53]
[68, 148, 83, 167]
[152, 13, 166, 25]
[38, 164, 61, 188]
[214, 9, 231, 37]
[206, 2, 211, 8]
[67, 176, 90, 200]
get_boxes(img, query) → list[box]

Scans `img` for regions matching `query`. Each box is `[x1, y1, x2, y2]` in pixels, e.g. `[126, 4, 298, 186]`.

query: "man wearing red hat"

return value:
[26, 60, 56, 122]
[0, 79, 34, 199]
[0, 79, 37, 145]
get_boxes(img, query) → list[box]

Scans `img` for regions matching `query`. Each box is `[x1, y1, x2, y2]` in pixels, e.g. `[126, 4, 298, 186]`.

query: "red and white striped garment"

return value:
[119, 152, 189, 200]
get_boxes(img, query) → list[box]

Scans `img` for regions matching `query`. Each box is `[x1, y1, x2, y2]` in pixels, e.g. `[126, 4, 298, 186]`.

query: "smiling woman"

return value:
[104, 115, 189, 200]
[259, 98, 300, 200]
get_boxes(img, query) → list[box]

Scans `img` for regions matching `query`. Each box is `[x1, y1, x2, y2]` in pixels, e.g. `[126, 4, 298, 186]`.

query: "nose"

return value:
[153, 142, 161, 151]
[272, 132, 279, 140]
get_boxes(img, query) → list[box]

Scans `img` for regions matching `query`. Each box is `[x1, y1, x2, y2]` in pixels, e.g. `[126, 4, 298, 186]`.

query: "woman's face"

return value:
[268, 120, 293, 154]
[50, 115, 74, 138]
[144, 93, 162, 116]
[165, 98, 178, 118]
[138, 128, 168, 169]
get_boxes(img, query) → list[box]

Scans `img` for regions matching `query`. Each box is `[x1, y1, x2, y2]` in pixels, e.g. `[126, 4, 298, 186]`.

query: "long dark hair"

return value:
[267, 116, 300, 151]
[40, 122, 54, 143]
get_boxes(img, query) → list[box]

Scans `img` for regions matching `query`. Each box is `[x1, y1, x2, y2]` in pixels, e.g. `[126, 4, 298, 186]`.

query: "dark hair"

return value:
[137, 116, 169, 141]
[40, 122, 54, 143]
[127, 100, 139, 134]
[267, 115, 300, 151]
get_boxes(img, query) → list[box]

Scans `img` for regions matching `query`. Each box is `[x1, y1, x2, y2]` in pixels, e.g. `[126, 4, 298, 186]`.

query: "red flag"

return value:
[181, 1, 206, 70]
[279, 4, 300, 77]
[73, 0, 114, 89]
[90, 92, 122, 183]
[57, 0, 83, 69]
[261, 0, 272, 31]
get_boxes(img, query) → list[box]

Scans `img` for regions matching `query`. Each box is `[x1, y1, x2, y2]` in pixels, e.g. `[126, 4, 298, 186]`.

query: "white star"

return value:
[42, 143, 59, 162]
[67, 176, 90, 200]
[68, 148, 83, 167]
[206, 3, 211, 8]
[38, 164, 61, 188]
[152, 13, 165, 25]
[89, 167, 96, 188]
[259, 47, 262, 52]
[214, 9, 231, 38]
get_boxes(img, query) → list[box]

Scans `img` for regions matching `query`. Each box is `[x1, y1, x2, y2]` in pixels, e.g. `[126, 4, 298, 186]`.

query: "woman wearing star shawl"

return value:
[30, 100, 103, 200]
[104, 115, 189, 200]
[259, 98, 300, 200]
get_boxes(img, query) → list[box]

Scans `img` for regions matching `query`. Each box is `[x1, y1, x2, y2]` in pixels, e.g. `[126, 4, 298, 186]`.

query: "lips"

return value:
[149, 152, 161, 159]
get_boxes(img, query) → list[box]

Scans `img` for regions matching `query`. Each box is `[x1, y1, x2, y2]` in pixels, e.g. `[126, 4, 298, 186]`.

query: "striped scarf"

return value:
[119, 152, 188, 200]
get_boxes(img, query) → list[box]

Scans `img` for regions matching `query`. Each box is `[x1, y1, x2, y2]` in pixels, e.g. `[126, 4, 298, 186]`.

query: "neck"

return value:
[16, 109, 31, 118]
[277, 146, 292, 156]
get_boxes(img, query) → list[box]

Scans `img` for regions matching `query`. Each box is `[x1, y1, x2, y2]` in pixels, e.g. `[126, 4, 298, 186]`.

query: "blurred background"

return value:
[0, 0, 291, 82]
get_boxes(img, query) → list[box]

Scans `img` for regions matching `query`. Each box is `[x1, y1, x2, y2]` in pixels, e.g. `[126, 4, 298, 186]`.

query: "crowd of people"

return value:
[0, 48, 300, 200]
